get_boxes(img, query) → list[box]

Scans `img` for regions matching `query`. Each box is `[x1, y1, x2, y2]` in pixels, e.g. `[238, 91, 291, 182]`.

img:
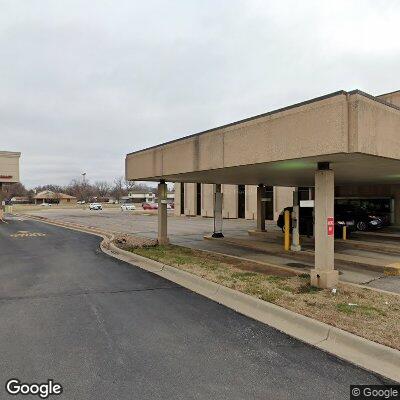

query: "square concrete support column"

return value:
[256, 184, 266, 232]
[311, 166, 338, 288]
[291, 188, 301, 251]
[212, 184, 224, 238]
[157, 181, 169, 245]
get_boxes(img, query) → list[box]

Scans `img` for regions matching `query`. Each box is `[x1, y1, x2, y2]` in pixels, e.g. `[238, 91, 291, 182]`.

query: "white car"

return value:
[121, 204, 136, 211]
[89, 203, 102, 210]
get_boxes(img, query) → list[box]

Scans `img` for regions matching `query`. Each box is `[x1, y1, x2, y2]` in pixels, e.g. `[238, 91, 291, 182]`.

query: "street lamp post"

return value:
[81, 172, 87, 206]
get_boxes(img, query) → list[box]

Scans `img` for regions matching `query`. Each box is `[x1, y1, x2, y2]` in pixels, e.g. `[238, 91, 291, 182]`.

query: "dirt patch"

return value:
[120, 242, 400, 350]
[113, 234, 158, 250]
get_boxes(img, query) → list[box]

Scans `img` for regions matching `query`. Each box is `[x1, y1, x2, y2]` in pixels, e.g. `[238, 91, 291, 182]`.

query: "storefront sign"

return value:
[0, 175, 13, 179]
[300, 200, 314, 208]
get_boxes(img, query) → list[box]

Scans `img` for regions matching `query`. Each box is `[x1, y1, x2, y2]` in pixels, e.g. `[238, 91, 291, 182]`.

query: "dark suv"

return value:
[335, 205, 384, 231]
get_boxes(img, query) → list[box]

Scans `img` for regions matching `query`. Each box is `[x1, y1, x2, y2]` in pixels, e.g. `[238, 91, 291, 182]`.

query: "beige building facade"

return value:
[174, 180, 400, 225]
[174, 183, 295, 221]
[0, 151, 20, 219]
[0, 151, 21, 188]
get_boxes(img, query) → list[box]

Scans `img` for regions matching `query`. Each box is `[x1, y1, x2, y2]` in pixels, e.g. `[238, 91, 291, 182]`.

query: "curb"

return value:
[339, 240, 400, 256]
[17, 213, 400, 382]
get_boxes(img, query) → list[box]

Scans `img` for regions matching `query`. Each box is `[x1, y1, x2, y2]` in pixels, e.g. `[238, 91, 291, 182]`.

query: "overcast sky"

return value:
[1, 0, 399, 188]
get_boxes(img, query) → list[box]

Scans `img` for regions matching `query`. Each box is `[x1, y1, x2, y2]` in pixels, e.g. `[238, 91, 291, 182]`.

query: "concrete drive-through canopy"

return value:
[126, 89, 400, 288]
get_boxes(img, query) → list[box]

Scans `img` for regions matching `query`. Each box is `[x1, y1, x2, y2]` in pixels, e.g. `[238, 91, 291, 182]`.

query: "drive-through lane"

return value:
[0, 219, 390, 399]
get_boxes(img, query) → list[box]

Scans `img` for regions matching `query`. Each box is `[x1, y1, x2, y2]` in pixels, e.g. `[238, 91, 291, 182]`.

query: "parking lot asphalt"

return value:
[0, 219, 390, 399]
[20, 208, 400, 292]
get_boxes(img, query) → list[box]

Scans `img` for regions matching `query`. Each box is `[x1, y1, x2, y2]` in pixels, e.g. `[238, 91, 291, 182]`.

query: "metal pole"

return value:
[212, 184, 224, 238]
[284, 210, 290, 251]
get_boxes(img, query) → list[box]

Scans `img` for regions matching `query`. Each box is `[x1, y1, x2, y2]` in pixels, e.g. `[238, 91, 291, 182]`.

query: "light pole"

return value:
[81, 172, 87, 206]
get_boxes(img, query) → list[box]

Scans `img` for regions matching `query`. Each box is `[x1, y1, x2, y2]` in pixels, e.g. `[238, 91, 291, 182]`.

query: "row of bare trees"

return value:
[1, 177, 158, 203]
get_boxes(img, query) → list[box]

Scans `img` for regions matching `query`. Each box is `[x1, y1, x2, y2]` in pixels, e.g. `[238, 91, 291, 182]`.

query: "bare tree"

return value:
[124, 179, 136, 193]
[7, 183, 28, 197]
[54, 191, 62, 204]
[93, 181, 112, 198]
[111, 176, 126, 202]
[66, 179, 93, 202]
[124, 180, 150, 193]
[0, 183, 28, 203]
[34, 184, 63, 194]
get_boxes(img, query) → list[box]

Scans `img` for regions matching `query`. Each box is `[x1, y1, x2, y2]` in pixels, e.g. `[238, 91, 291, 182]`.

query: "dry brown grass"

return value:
[126, 243, 400, 350]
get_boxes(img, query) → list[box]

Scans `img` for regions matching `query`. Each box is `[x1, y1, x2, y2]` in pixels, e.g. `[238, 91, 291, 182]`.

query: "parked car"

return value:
[121, 204, 136, 211]
[335, 205, 384, 231]
[336, 198, 391, 227]
[277, 206, 356, 237]
[142, 202, 158, 210]
[89, 203, 102, 210]
[77, 200, 85, 204]
[376, 213, 391, 227]
[40, 203, 52, 207]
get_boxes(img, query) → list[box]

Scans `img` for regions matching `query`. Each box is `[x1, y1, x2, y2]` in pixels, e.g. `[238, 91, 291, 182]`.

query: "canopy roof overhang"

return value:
[126, 90, 400, 187]
[143, 153, 400, 187]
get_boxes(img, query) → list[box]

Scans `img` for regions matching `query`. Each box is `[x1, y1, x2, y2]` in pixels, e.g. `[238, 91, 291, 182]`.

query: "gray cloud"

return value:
[1, 0, 399, 187]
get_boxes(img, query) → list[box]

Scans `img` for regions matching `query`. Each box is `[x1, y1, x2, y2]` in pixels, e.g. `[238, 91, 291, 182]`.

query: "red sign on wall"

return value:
[0, 175, 13, 179]
[327, 217, 334, 236]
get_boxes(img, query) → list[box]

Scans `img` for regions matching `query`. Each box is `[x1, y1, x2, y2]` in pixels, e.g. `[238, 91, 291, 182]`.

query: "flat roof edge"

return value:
[376, 89, 400, 98]
[349, 90, 400, 112]
[127, 89, 400, 158]
[0, 151, 21, 157]
[126, 90, 349, 157]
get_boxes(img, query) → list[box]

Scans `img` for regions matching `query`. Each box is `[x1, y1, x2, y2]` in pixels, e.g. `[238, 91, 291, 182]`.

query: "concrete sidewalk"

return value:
[210, 235, 393, 271]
